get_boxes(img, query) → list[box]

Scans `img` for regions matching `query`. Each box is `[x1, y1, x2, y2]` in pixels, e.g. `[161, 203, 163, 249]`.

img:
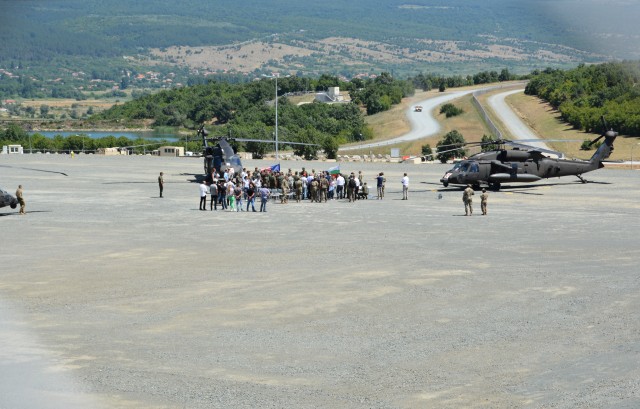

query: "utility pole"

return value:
[263, 73, 280, 160]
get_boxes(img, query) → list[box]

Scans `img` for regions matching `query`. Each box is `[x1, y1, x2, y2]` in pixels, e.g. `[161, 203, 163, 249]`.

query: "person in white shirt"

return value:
[199, 182, 209, 210]
[336, 174, 345, 199]
[401, 173, 409, 200]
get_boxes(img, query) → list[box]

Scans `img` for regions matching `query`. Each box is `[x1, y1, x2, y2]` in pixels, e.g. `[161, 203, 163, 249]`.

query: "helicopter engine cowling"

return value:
[497, 150, 531, 161]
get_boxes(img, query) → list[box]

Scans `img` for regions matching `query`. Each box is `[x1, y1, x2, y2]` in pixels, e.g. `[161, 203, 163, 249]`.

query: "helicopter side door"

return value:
[459, 161, 480, 184]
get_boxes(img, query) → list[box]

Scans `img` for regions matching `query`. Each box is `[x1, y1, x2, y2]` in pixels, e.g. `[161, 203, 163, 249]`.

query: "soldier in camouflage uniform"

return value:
[281, 175, 290, 203]
[294, 177, 303, 202]
[309, 178, 319, 203]
[319, 174, 329, 202]
[480, 188, 489, 215]
[16, 185, 25, 215]
[463, 184, 475, 216]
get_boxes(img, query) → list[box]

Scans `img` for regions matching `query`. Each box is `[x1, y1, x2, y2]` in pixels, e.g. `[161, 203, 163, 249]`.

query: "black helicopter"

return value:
[197, 124, 318, 180]
[198, 125, 243, 177]
[439, 117, 618, 190]
[0, 185, 19, 210]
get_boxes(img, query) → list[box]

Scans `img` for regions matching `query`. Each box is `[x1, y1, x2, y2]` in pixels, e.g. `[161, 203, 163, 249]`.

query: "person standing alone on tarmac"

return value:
[480, 188, 489, 215]
[376, 172, 385, 199]
[401, 173, 409, 200]
[463, 184, 474, 216]
[158, 172, 164, 197]
[16, 185, 25, 215]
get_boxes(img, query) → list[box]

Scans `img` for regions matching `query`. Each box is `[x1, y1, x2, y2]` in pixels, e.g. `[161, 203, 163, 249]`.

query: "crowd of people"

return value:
[194, 166, 390, 212]
[156, 165, 489, 215]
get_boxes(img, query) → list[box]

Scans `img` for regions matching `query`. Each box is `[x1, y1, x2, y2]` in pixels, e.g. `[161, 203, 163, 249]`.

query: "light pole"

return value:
[263, 73, 280, 160]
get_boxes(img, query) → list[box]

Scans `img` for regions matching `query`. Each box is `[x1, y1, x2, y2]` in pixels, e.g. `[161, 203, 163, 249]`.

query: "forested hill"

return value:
[525, 61, 640, 136]
[1, 0, 639, 81]
[2, 0, 637, 59]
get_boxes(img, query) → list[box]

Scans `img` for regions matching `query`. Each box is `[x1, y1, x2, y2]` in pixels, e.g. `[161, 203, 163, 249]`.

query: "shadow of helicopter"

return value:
[0, 210, 52, 217]
[0, 164, 68, 176]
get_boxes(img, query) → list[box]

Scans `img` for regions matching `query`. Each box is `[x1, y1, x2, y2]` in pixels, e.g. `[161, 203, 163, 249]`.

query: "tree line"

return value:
[525, 61, 640, 136]
[0, 124, 173, 154]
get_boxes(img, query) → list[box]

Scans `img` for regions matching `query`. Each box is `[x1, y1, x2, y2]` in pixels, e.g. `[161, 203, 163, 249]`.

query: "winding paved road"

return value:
[339, 89, 478, 152]
[339, 84, 531, 153]
[486, 88, 554, 151]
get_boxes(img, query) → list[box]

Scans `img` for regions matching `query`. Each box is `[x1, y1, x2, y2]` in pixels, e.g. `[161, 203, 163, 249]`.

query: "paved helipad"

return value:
[1, 155, 639, 408]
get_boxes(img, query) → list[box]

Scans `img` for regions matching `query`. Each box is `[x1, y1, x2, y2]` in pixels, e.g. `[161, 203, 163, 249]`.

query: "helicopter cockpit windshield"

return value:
[229, 155, 242, 168]
[458, 161, 479, 173]
[446, 162, 462, 173]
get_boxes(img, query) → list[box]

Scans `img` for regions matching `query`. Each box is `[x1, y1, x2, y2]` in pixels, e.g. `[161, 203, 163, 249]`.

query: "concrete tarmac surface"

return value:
[1, 155, 639, 408]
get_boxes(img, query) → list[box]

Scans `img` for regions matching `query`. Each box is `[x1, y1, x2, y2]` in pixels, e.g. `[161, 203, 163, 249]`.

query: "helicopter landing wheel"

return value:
[490, 182, 501, 190]
[442, 181, 449, 187]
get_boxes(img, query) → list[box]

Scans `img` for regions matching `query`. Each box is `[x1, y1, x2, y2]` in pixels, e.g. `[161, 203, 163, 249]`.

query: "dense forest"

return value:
[525, 61, 640, 136]
[93, 73, 415, 158]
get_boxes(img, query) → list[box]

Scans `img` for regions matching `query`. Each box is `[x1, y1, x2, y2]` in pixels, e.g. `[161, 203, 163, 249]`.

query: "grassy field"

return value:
[19, 98, 124, 121]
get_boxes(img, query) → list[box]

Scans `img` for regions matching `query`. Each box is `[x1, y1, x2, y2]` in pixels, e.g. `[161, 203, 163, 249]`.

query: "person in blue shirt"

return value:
[259, 186, 271, 212]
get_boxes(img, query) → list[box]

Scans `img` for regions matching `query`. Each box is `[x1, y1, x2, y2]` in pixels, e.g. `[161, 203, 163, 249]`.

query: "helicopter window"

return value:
[470, 162, 479, 173]
[460, 162, 470, 172]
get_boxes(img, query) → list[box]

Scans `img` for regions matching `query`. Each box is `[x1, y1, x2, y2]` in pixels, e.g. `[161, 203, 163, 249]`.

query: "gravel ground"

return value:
[1, 155, 639, 409]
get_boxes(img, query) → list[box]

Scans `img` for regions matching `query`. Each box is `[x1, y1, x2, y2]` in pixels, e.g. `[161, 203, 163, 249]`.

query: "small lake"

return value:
[30, 131, 180, 142]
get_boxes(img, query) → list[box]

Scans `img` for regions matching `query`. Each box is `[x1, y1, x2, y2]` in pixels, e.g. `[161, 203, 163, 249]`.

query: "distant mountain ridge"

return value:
[0, 0, 638, 79]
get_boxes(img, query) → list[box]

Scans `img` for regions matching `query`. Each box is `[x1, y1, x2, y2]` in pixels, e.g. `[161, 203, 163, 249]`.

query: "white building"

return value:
[96, 147, 129, 156]
[2, 145, 24, 154]
[315, 87, 348, 103]
[158, 146, 185, 157]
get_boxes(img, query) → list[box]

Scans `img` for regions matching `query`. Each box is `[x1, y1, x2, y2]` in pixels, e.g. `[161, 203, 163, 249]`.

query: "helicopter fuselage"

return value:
[440, 149, 603, 189]
[439, 119, 617, 190]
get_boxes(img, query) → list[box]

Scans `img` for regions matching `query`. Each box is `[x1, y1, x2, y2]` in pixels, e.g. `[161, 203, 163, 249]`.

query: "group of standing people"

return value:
[462, 184, 489, 216]
[199, 177, 271, 212]
[157, 168, 488, 216]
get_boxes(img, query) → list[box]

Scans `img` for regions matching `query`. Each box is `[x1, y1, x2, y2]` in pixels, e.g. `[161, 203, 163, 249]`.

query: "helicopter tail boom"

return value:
[588, 130, 617, 166]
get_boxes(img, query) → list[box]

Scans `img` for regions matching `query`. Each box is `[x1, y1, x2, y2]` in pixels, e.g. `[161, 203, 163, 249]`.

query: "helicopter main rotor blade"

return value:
[233, 138, 319, 146]
[589, 115, 612, 147]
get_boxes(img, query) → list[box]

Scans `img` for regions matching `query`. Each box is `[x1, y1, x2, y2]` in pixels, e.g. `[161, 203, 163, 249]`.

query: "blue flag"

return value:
[270, 163, 281, 172]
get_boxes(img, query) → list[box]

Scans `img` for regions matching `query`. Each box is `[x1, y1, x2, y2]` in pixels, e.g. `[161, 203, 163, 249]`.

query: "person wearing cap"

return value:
[463, 184, 475, 216]
[480, 188, 489, 215]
